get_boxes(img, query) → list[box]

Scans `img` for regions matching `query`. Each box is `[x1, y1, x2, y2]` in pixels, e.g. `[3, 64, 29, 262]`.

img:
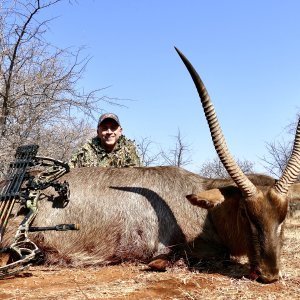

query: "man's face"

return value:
[97, 119, 123, 152]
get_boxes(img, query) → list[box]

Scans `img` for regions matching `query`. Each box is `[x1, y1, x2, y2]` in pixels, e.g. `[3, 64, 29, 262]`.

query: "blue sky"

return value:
[40, 0, 300, 173]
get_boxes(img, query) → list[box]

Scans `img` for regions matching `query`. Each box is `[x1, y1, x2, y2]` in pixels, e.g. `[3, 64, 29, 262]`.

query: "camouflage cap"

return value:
[98, 113, 121, 126]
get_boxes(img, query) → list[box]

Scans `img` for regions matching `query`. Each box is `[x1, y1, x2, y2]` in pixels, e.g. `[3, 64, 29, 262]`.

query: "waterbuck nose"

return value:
[258, 270, 280, 284]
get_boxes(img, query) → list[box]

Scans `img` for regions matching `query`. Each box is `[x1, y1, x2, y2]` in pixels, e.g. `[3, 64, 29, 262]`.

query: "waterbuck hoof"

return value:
[148, 258, 169, 271]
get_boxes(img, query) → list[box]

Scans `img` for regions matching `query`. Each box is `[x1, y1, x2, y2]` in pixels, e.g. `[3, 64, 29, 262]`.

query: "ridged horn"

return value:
[175, 47, 257, 198]
[274, 118, 300, 195]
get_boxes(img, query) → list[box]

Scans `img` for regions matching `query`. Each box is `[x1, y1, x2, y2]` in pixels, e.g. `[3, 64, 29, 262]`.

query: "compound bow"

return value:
[0, 145, 78, 278]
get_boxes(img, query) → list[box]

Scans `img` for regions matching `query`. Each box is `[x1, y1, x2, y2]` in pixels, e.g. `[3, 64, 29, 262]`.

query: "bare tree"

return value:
[261, 113, 300, 179]
[160, 129, 192, 168]
[0, 0, 114, 175]
[136, 136, 161, 166]
[261, 139, 292, 178]
[199, 156, 255, 178]
[32, 119, 95, 161]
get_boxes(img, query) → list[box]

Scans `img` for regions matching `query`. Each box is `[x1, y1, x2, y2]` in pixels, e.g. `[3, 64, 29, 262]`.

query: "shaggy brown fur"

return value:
[1, 169, 299, 283]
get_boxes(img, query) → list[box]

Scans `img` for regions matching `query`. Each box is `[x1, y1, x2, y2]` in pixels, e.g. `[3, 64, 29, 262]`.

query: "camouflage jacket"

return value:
[68, 135, 142, 168]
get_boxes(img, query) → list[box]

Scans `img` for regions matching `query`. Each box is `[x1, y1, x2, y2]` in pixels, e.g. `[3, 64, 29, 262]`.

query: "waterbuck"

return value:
[1, 48, 300, 283]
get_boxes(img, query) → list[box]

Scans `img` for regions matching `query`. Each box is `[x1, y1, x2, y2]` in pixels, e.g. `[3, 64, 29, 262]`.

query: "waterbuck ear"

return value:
[186, 189, 225, 209]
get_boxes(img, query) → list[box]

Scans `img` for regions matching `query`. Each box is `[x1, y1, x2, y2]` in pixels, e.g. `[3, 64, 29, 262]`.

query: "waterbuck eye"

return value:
[246, 212, 264, 238]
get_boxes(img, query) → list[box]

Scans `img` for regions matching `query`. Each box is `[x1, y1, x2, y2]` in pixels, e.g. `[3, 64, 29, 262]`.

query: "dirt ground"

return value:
[0, 215, 299, 300]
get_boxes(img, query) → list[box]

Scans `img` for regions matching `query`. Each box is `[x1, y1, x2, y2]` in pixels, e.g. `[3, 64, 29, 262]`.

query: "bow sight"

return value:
[0, 145, 78, 278]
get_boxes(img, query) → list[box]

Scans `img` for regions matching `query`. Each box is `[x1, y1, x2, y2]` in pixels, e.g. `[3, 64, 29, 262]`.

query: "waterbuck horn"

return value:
[175, 47, 257, 198]
[274, 119, 300, 195]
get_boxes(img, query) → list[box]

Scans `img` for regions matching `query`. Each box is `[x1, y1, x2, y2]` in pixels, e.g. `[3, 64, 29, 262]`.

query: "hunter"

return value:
[69, 113, 142, 168]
